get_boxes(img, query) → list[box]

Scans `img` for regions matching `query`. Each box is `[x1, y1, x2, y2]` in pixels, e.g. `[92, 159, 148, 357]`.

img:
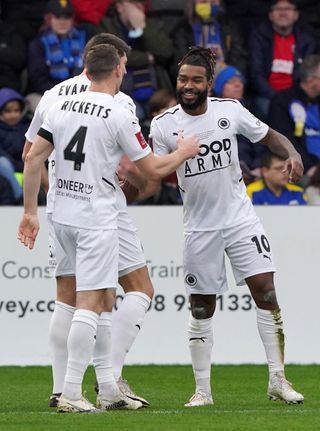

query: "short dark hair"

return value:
[261, 151, 286, 168]
[84, 33, 131, 61]
[300, 55, 320, 82]
[178, 46, 216, 81]
[85, 44, 120, 81]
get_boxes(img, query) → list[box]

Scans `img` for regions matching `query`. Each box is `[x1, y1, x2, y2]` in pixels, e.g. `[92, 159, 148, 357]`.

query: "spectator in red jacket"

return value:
[248, 0, 317, 121]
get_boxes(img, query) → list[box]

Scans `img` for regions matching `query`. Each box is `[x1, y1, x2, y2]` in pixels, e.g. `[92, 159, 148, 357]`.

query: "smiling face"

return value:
[176, 64, 212, 114]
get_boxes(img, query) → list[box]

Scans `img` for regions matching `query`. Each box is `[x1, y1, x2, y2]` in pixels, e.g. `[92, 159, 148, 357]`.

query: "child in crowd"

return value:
[0, 87, 30, 204]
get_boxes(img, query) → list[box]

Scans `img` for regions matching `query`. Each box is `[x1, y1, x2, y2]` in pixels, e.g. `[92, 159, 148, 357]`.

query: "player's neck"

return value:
[89, 81, 117, 97]
[183, 100, 208, 116]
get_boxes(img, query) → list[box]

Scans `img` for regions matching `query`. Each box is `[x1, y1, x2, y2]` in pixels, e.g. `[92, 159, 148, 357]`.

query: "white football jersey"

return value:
[40, 91, 151, 229]
[25, 74, 139, 214]
[150, 98, 269, 231]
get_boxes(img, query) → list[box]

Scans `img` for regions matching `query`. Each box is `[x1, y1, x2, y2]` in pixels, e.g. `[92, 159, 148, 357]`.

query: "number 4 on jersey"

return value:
[64, 126, 87, 171]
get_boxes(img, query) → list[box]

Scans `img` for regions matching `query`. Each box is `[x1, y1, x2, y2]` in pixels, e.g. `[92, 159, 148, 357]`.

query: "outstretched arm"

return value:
[134, 133, 199, 180]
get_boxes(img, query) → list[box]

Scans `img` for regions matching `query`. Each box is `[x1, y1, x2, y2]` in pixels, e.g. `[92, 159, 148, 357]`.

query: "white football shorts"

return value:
[47, 214, 74, 277]
[183, 217, 276, 295]
[53, 221, 118, 291]
[47, 212, 146, 279]
[117, 210, 146, 277]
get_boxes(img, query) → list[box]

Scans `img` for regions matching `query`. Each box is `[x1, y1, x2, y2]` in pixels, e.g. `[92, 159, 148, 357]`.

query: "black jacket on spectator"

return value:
[1, 0, 46, 42]
[249, 21, 316, 99]
[295, 0, 320, 48]
[268, 85, 318, 172]
[224, 0, 270, 43]
[99, 14, 174, 93]
[0, 21, 27, 92]
[0, 117, 29, 172]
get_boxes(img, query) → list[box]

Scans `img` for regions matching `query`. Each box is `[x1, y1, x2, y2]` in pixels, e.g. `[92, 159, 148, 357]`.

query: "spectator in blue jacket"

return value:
[248, 0, 316, 121]
[247, 152, 307, 205]
[0, 87, 30, 204]
[27, 0, 86, 111]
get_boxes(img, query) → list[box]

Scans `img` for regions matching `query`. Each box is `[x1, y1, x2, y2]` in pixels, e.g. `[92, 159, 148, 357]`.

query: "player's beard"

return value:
[176, 87, 208, 111]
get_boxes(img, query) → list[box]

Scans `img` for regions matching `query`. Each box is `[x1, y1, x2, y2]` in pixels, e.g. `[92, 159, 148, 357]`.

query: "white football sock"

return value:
[112, 291, 151, 380]
[93, 312, 119, 399]
[63, 309, 98, 400]
[188, 314, 213, 396]
[48, 300, 75, 394]
[256, 307, 285, 376]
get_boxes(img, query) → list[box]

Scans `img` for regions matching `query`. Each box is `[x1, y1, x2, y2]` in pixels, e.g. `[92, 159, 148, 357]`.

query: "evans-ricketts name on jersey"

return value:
[58, 83, 88, 97]
[185, 138, 232, 177]
[60, 99, 111, 118]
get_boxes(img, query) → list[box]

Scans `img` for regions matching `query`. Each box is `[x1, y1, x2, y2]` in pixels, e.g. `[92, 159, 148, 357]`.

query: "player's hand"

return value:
[283, 155, 304, 183]
[17, 214, 39, 250]
[125, 1, 146, 29]
[176, 131, 200, 159]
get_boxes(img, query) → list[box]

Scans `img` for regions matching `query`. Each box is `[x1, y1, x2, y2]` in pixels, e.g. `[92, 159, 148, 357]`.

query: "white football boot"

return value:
[268, 373, 304, 404]
[117, 377, 150, 407]
[96, 392, 142, 410]
[184, 391, 214, 407]
[57, 394, 98, 413]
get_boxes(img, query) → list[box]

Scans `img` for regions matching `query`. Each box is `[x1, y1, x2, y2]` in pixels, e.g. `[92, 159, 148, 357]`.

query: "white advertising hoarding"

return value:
[0, 206, 319, 365]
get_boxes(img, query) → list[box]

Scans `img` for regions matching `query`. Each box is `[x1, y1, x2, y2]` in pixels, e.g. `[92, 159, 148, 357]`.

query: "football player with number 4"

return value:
[149, 46, 304, 407]
[21, 34, 153, 410]
[18, 35, 199, 413]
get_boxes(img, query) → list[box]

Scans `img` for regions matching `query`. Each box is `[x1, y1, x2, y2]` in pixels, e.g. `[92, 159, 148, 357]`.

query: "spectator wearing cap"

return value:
[248, 0, 317, 121]
[213, 65, 267, 184]
[213, 65, 245, 98]
[27, 0, 86, 110]
[0, 87, 30, 204]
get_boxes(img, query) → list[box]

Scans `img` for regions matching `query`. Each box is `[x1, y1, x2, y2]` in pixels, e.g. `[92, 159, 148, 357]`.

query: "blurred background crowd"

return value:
[0, 0, 320, 206]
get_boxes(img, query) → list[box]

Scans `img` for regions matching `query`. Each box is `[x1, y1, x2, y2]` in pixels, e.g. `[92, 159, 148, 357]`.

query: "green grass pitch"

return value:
[0, 365, 319, 431]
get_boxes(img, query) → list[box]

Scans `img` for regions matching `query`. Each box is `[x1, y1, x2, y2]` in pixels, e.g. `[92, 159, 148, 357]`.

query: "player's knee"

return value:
[191, 305, 212, 319]
[255, 286, 278, 308]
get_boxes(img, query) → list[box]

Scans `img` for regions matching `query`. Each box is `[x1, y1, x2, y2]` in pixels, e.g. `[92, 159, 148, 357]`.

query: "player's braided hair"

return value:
[178, 46, 216, 81]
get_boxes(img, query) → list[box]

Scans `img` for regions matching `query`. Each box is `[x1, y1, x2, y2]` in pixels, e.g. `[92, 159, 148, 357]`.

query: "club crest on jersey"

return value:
[185, 274, 197, 286]
[135, 132, 148, 149]
[218, 118, 230, 129]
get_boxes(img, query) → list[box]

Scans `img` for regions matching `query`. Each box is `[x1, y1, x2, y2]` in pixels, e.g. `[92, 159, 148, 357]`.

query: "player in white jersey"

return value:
[150, 46, 304, 407]
[23, 33, 155, 408]
[18, 43, 199, 413]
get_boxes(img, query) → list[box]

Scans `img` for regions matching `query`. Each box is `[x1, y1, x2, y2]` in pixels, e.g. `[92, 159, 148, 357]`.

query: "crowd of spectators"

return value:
[0, 0, 319, 205]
